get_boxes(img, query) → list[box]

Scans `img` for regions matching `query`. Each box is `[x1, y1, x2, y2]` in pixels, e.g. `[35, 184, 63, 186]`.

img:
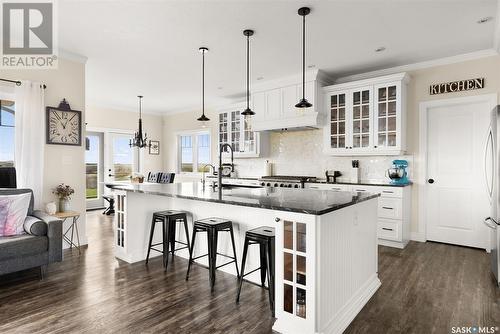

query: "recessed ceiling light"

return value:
[256, 76, 264, 80]
[477, 16, 493, 24]
[375, 46, 386, 53]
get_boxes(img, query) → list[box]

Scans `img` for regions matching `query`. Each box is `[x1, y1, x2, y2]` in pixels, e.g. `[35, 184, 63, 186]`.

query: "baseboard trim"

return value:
[410, 232, 426, 242]
[378, 239, 407, 249]
[322, 273, 382, 334]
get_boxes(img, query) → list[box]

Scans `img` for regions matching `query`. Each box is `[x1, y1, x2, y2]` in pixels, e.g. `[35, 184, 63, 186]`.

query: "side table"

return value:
[54, 211, 81, 254]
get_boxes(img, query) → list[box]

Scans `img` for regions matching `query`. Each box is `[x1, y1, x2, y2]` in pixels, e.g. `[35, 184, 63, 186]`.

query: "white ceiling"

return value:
[59, 0, 499, 115]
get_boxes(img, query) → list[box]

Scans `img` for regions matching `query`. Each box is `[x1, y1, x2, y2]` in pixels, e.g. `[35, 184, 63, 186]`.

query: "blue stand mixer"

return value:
[387, 160, 410, 185]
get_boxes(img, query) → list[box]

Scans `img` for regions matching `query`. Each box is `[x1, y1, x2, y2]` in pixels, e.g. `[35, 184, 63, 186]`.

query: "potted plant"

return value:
[52, 183, 75, 213]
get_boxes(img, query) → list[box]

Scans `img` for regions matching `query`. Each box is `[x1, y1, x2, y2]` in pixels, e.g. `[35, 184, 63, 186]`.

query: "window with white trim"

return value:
[0, 99, 15, 167]
[178, 131, 211, 173]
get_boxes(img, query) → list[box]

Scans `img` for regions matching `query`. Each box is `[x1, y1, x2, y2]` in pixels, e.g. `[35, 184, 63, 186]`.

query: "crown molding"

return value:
[58, 49, 88, 64]
[494, 0, 500, 52]
[334, 49, 499, 84]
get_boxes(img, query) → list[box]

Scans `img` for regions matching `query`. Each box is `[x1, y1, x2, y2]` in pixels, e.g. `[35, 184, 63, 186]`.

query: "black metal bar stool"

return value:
[145, 210, 191, 270]
[186, 217, 239, 292]
[236, 226, 275, 316]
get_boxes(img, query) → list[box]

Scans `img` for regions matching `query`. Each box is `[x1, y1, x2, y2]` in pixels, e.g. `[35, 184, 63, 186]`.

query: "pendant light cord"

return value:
[202, 50, 205, 117]
[246, 34, 250, 110]
[302, 13, 306, 100]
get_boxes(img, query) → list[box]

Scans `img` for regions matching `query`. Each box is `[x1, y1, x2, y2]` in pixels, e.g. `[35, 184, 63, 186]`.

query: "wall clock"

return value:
[46, 99, 82, 146]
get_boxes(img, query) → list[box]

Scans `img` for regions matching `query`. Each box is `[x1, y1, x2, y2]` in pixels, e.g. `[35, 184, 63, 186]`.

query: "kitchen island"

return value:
[108, 182, 380, 334]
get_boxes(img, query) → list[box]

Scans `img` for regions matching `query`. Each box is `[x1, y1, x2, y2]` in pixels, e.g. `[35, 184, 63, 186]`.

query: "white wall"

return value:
[162, 54, 500, 237]
[1, 57, 87, 244]
[85, 106, 164, 173]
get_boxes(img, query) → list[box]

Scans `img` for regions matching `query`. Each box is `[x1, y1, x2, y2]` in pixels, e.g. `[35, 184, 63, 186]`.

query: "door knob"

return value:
[275, 217, 281, 222]
[108, 174, 115, 177]
[428, 178, 435, 184]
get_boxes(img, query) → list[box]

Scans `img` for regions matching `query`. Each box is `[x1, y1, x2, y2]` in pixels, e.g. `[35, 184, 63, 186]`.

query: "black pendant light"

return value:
[197, 47, 210, 123]
[129, 95, 150, 148]
[295, 7, 313, 109]
[241, 29, 255, 116]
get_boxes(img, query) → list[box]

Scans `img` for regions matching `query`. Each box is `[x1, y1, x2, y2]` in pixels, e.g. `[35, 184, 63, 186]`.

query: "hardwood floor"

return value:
[0, 211, 499, 334]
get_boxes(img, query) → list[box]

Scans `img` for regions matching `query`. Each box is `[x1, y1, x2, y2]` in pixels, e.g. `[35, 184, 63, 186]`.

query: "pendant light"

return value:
[197, 47, 210, 125]
[295, 7, 313, 109]
[241, 29, 255, 117]
[129, 95, 150, 148]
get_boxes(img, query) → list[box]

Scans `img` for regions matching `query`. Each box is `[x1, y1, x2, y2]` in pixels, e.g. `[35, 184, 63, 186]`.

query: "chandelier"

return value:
[129, 95, 150, 148]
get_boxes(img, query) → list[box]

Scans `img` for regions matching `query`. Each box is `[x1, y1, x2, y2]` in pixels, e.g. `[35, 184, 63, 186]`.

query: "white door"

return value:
[105, 132, 138, 186]
[425, 97, 493, 250]
[85, 131, 104, 209]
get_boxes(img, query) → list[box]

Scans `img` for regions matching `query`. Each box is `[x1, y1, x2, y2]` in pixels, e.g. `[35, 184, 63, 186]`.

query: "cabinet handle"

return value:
[275, 217, 281, 222]
[355, 189, 366, 192]
[382, 227, 394, 231]
[382, 206, 394, 210]
[382, 191, 394, 194]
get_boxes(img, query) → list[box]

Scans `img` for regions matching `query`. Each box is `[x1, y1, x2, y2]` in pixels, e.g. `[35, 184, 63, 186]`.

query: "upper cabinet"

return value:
[217, 103, 265, 158]
[323, 73, 409, 156]
[251, 70, 332, 131]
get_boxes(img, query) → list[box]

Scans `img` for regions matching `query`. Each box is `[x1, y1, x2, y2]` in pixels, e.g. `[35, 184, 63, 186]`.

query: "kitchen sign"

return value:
[430, 78, 484, 95]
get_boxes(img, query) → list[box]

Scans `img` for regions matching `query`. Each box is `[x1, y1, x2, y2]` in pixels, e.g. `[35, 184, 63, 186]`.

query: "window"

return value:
[178, 131, 211, 173]
[0, 100, 15, 167]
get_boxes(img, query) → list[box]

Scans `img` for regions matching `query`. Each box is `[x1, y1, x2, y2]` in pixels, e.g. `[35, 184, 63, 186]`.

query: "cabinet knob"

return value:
[374, 145, 377, 148]
[275, 217, 281, 222]
[428, 178, 435, 184]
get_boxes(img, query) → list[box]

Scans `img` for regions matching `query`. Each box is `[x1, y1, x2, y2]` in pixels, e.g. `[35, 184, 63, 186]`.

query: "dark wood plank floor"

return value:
[0, 211, 499, 334]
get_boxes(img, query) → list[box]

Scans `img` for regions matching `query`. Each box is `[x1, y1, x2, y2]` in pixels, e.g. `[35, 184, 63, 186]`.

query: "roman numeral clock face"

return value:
[48, 109, 81, 145]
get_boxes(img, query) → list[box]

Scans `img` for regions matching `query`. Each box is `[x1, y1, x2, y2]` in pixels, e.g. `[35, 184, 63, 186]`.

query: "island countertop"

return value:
[107, 182, 379, 215]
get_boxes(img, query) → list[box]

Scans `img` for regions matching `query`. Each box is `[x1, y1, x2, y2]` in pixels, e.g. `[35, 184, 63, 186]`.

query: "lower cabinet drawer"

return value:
[377, 197, 402, 219]
[378, 219, 402, 242]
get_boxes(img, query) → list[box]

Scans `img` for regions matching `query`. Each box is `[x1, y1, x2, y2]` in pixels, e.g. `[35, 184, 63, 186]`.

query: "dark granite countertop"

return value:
[309, 179, 412, 187]
[107, 182, 379, 216]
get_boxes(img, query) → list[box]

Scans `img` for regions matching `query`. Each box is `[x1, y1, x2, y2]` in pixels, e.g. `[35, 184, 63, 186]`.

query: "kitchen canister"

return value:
[264, 160, 273, 176]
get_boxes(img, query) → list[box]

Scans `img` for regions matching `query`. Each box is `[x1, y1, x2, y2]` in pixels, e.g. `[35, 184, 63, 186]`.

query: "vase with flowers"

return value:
[52, 183, 75, 213]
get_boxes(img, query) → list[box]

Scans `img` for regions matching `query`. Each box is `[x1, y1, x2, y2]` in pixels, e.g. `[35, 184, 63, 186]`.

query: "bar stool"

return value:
[145, 210, 191, 270]
[236, 226, 275, 316]
[186, 217, 239, 292]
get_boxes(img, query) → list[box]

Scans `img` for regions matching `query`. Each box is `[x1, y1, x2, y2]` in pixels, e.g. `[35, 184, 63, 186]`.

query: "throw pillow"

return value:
[0, 193, 32, 237]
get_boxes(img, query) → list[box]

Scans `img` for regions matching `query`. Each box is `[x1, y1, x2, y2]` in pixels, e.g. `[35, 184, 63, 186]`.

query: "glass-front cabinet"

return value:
[275, 213, 315, 333]
[323, 73, 408, 156]
[217, 103, 261, 157]
[374, 82, 402, 151]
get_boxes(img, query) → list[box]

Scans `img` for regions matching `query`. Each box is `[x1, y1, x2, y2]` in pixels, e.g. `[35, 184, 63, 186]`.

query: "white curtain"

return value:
[14, 81, 45, 209]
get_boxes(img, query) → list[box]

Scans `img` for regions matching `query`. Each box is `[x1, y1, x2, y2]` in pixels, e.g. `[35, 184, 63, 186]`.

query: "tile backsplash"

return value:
[233, 129, 413, 182]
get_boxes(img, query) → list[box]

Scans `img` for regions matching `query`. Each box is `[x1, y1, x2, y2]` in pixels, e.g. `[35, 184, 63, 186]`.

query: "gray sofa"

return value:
[0, 189, 63, 278]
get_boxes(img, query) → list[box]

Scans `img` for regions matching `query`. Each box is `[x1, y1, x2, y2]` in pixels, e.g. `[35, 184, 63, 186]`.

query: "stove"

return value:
[258, 175, 317, 189]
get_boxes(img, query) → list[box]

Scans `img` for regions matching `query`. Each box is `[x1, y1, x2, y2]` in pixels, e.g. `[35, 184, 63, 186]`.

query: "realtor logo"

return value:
[1, 1, 58, 68]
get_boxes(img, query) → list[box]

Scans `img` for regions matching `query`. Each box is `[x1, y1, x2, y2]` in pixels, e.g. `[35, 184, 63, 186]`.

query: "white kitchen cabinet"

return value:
[251, 70, 331, 131]
[306, 183, 411, 248]
[323, 72, 409, 156]
[217, 103, 264, 158]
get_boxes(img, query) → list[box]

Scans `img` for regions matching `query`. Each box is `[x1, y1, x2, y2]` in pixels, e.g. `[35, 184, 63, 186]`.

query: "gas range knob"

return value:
[266, 183, 271, 187]
[287, 184, 292, 188]
[260, 182, 266, 186]
[279, 184, 284, 187]
[294, 184, 299, 188]
[274, 183, 278, 187]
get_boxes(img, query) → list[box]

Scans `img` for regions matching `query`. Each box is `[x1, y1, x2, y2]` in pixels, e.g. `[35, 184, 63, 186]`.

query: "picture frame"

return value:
[46, 99, 82, 146]
[149, 140, 160, 155]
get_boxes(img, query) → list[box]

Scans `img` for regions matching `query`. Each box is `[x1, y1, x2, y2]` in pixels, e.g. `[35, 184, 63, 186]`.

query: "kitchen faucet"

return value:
[201, 164, 216, 188]
[218, 143, 234, 192]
